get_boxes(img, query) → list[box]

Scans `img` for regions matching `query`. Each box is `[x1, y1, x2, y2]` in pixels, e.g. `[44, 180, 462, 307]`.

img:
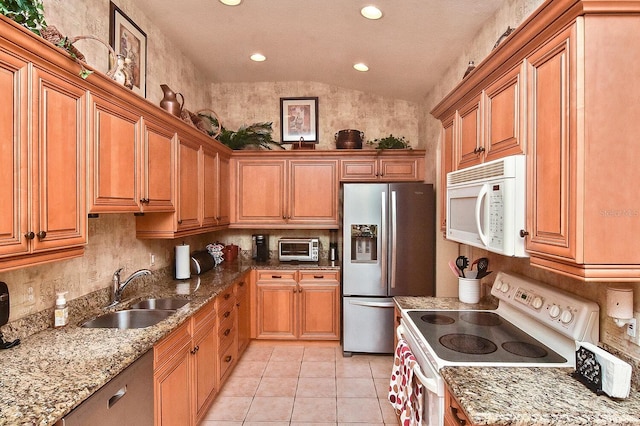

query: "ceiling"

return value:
[134, 0, 506, 103]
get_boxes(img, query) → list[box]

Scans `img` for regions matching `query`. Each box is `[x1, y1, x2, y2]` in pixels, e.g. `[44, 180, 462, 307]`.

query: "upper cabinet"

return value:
[0, 45, 87, 272]
[340, 150, 425, 182]
[232, 154, 339, 228]
[432, 0, 640, 281]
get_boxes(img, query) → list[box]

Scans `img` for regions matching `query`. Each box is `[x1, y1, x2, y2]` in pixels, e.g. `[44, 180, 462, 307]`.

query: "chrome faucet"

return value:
[107, 268, 152, 307]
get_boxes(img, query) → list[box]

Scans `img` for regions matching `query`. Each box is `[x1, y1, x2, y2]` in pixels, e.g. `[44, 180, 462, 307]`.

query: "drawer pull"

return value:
[108, 386, 127, 409]
[238, 281, 245, 287]
[224, 355, 233, 363]
[223, 311, 231, 318]
[271, 275, 282, 279]
[450, 407, 466, 425]
[224, 293, 231, 300]
[224, 328, 231, 336]
[313, 275, 324, 279]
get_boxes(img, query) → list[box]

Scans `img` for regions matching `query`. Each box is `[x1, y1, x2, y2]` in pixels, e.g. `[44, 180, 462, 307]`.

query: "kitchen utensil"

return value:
[455, 256, 469, 278]
[448, 260, 462, 278]
[475, 257, 489, 278]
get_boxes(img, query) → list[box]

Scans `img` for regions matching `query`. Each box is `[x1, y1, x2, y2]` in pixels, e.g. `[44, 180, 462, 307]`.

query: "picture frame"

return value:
[109, 2, 147, 97]
[280, 97, 319, 143]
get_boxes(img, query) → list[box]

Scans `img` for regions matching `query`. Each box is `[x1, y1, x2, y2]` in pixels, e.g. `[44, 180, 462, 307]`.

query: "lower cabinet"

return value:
[254, 269, 340, 341]
[444, 386, 473, 426]
[216, 285, 238, 387]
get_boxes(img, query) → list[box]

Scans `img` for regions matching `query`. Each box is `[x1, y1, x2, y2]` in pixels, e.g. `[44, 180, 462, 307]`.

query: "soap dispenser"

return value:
[54, 292, 68, 328]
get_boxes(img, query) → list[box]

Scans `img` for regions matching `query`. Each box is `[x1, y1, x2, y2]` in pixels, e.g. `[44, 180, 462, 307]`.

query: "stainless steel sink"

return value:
[81, 309, 175, 329]
[129, 298, 189, 310]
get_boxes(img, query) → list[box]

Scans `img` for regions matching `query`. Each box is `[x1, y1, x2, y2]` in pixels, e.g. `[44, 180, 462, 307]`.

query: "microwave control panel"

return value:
[488, 184, 504, 246]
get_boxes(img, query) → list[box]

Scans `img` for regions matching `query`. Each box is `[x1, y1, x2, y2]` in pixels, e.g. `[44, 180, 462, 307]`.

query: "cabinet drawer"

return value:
[193, 299, 216, 334]
[154, 320, 191, 369]
[218, 341, 238, 384]
[234, 279, 248, 295]
[299, 271, 339, 282]
[217, 311, 236, 351]
[257, 270, 297, 282]
[216, 286, 235, 306]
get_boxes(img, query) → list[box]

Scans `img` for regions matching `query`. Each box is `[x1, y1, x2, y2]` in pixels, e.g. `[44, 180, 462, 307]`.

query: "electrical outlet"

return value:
[629, 312, 640, 345]
[150, 253, 155, 266]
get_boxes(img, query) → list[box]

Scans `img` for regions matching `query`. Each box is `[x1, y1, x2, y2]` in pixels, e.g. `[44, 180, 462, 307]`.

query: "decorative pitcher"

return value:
[159, 84, 184, 117]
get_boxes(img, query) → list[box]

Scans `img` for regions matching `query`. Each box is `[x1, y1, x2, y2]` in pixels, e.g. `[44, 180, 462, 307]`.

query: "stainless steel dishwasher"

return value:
[56, 350, 153, 426]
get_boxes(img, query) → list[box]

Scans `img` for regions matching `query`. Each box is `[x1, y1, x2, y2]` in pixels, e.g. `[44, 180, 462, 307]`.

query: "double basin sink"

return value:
[82, 298, 189, 329]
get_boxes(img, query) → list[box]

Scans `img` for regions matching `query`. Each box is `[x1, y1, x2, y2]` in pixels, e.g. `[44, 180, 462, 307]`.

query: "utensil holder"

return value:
[458, 271, 480, 304]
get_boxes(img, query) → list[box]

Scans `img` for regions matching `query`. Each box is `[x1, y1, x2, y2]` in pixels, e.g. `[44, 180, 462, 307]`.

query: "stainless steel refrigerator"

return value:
[342, 183, 435, 355]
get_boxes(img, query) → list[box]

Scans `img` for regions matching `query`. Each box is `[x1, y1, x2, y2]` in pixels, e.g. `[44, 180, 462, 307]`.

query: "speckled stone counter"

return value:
[394, 296, 498, 311]
[441, 366, 640, 425]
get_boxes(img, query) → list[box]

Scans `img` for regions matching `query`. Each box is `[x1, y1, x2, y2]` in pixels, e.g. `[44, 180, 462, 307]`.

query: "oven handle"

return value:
[396, 324, 439, 394]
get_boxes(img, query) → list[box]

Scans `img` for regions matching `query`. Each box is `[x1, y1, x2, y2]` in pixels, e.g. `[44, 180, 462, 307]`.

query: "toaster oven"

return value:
[278, 238, 319, 262]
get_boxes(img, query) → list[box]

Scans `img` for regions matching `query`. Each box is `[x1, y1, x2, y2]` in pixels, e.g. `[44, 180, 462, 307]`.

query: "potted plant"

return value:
[199, 117, 282, 150]
[367, 134, 411, 150]
[1, 0, 47, 35]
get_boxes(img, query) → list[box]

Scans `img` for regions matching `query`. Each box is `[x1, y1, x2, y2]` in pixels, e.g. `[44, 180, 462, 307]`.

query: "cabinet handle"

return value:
[450, 407, 467, 425]
[298, 287, 303, 293]
[236, 303, 241, 307]
[238, 281, 245, 287]
[191, 345, 199, 354]
[225, 355, 232, 363]
[313, 275, 324, 279]
[224, 293, 231, 300]
[36, 230, 46, 240]
[519, 229, 529, 238]
[272, 275, 282, 279]
[224, 328, 231, 336]
[24, 231, 35, 240]
[139, 198, 149, 204]
[223, 311, 231, 318]
[177, 219, 183, 224]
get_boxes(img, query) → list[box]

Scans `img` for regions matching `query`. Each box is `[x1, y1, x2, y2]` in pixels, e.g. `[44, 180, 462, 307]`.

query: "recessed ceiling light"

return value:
[361, 5, 382, 20]
[220, 0, 241, 5]
[250, 53, 266, 62]
[353, 63, 369, 72]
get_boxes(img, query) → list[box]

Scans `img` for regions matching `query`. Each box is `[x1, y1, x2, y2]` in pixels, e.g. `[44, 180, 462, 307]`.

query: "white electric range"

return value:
[397, 271, 600, 425]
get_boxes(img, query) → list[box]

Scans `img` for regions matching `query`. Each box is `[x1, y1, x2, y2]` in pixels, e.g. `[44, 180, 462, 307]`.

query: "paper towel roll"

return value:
[175, 244, 191, 279]
[607, 286, 633, 319]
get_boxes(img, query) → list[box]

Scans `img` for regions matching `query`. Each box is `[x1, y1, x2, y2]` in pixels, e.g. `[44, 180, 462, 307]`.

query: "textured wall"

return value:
[211, 81, 421, 151]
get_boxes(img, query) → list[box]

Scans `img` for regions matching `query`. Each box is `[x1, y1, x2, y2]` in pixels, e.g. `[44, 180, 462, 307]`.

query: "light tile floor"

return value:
[200, 342, 398, 425]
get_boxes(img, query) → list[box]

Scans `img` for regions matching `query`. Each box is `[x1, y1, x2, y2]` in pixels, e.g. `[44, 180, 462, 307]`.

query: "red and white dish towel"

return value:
[389, 338, 424, 425]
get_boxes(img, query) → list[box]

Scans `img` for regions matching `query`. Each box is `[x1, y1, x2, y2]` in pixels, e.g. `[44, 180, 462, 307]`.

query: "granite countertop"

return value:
[0, 259, 340, 426]
[441, 366, 640, 425]
[394, 296, 640, 425]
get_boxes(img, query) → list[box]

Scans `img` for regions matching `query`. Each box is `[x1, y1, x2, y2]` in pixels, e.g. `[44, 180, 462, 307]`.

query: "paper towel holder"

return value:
[606, 285, 634, 328]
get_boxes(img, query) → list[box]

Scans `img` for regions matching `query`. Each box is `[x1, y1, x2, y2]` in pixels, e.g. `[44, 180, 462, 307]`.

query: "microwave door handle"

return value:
[380, 191, 387, 291]
[475, 183, 490, 246]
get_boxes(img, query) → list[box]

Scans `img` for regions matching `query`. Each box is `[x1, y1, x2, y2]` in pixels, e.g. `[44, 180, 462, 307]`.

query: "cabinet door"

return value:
[340, 158, 378, 181]
[201, 144, 218, 229]
[216, 153, 231, 226]
[457, 93, 483, 169]
[484, 64, 525, 162]
[141, 118, 175, 212]
[193, 326, 217, 421]
[298, 272, 340, 340]
[0, 50, 28, 257]
[288, 160, 338, 225]
[235, 160, 286, 224]
[235, 279, 251, 355]
[177, 137, 201, 231]
[154, 347, 193, 426]
[31, 66, 86, 253]
[88, 94, 141, 213]
[440, 114, 456, 231]
[525, 26, 576, 259]
[256, 271, 297, 339]
[379, 155, 424, 182]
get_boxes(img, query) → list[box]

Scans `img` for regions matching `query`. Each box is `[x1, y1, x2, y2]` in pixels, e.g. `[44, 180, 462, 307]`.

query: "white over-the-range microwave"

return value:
[446, 154, 528, 257]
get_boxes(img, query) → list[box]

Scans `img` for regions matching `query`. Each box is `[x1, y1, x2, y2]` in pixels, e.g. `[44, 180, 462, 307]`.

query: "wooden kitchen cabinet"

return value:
[192, 298, 218, 423]
[444, 386, 473, 426]
[232, 155, 339, 228]
[340, 150, 426, 182]
[456, 93, 483, 169]
[140, 118, 176, 212]
[254, 269, 340, 341]
[0, 53, 87, 271]
[216, 285, 238, 386]
[440, 114, 455, 232]
[235, 279, 251, 356]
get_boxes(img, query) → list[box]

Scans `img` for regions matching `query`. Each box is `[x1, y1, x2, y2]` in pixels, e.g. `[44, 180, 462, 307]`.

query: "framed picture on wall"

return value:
[109, 2, 147, 97]
[280, 97, 319, 143]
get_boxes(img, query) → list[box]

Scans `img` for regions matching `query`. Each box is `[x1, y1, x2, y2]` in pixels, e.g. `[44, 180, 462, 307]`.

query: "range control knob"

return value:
[531, 296, 544, 310]
[497, 281, 509, 293]
[549, 304, 561, 319]
[560, 309, 574, 324]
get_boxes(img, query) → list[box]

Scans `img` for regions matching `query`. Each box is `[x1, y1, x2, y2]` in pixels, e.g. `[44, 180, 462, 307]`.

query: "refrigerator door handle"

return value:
[390, 190, 397, 289]
[380, 191, 387, 291]
[347, 300, 396, 308]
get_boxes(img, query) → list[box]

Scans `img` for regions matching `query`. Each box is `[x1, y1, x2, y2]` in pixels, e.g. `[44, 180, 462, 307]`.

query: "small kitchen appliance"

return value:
[397, 271, 600, 425]
[252, 234, 269, 262]
[278, 238, 319, 262]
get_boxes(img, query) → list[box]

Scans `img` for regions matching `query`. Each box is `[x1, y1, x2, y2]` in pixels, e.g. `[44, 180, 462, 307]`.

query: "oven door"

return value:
[397, 321, 445, 426]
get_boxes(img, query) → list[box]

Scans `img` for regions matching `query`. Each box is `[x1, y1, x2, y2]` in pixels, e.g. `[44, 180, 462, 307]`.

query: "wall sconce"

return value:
[607, 286, 634, 327]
